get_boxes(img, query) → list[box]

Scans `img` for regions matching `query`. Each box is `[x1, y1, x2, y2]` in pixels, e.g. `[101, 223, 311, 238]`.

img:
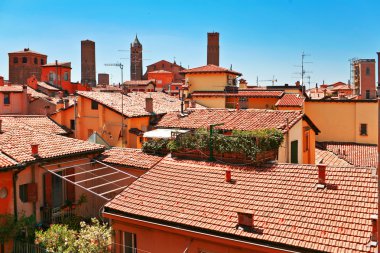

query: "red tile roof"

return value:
[315, 148, 352, 167]
[42, 62, 71, 68]
[148, 70, 172, 74]
[180, 64, 242, 76]
[0, 129, 104, 163]
[0, 85, 24, 92]
[275, 94, 305, 107]
[105, 156, 377, 252]
[0, 151, 18, 169]
[8, 48, 46, 56]
[27, 87, 49, 98]
[0, 115, 67, 135]
[77, 91, 188, 117]
[123, 79, 155, 86]
[317, 142, 377, 168]
[191, 90, 283, 98]
[157, 109, 304, 133]
[37, 82, 60, 91]
[100, 148, 163, 169]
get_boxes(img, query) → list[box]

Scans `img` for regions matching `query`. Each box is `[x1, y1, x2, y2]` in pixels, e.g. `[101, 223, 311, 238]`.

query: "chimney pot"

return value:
[145, 97, 153, 113]
[190, 100, 196, 108]
[225, 169, 232, 182]
[31, 144, 39, 156]
[317, 164, 326, 186]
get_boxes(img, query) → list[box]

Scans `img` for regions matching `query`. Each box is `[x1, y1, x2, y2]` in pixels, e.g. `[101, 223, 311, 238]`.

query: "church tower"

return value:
[130, 35, 143, 80]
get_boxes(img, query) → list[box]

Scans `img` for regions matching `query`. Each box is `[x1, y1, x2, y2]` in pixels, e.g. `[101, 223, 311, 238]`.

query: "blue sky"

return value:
[0, 0, 379, 88]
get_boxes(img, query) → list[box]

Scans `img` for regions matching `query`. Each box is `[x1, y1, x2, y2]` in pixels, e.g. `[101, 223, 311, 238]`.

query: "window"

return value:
[70, 120, 75, 130]
[13, 57, 18, 64]
[121, 231, 137, 253]
[34, 57, 38, 64]
[49, 72, 55, 82]
[22, 57, 27, 63]
[41, 59, 45, 65]
[366, 67, 370, 76]
[366, 90, 370, 99]
[360, 124, 367, 136]
[19, 184, 28, 202]
[64, 72, 69, 81]
[91, 100, 98, 110]
[3, 93, 10, 105]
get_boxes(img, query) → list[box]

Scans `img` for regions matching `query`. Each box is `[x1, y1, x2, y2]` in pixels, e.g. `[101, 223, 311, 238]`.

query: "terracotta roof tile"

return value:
[157, 109, 303, 132]
[37, 82, 60, 91]
[123, 80, 155, 86]
[275, 94, 305, 107]
[105, 157, 377, 252]
[0, 151, 18, 169]
[0, 115, 67, 135]
[27, 87, 48, 98]
[9, 49, 46, 55]
[0, 129, 104, 163]
[100, 148, 163, 169]
[315, 148, 352, 167]
[0, 85, 24, 92]
[192, 90, 283, 98]
[180, 64, 242, 76]
[317, 142, 377, 168]
[77, 91, 190, 117]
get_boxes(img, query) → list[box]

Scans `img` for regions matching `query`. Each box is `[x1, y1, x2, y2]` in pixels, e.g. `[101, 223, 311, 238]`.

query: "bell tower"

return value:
[130, 35, 143, 80]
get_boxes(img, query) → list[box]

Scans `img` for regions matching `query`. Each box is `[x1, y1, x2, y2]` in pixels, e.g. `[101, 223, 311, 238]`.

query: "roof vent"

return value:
[145, 97, 153, 113]
[237, 210, 254, 230]
[316, 164, 326, 189]
[370, 214, 378, 246]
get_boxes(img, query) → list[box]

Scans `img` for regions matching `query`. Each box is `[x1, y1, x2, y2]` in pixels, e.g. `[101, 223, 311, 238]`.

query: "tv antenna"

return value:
[294, 51, 312, 87]
[256, 76, 277, 86]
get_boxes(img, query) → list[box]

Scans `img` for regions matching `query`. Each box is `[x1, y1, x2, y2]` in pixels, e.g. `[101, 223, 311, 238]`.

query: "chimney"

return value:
[0, 119, 2, 133]
[0, 76, 4, 86]
[31, 144, 39, 156]
[190, 100, 196, 108]
[377, 52, 380, 87]
[371, 214, 378, 244]
[295, 81, 300, 87]
[317, 164, 326, 187]
[225, 169, 231, 183]
[184, 100, 189, 110]
[237, 211, 254, 229]
[63, 99, 69, 109]
[145, 97, 153, 113]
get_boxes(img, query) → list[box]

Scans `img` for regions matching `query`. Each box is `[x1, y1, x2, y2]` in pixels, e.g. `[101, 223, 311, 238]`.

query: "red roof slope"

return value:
[100, 148, 163, 169]
[275, 94, 305, 107]
[317, 142, 377, 168]
[0, 152, 18, 169]
[180, 64, 242, 76]
[191, 90, 283, 98]
[0, 115, 67, 135]
[0, 130, 104, 163]
[105, 156, 377, 252]
[315, 148, 352, 167]
[157, 109, 304, 133]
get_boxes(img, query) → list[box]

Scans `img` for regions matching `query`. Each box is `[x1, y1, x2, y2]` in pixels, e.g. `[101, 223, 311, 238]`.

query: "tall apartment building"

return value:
[130, 35, 143, 80]
[8, 48, 47, 84]
[207, 32, 219, 66]
[353, 59, 376, 99]
[81, 40, 96, 86]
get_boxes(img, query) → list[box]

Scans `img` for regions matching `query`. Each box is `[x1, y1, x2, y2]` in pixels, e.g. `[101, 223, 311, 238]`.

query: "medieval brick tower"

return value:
[207, 32, 219, 66]
[130, 35, 143, 80]
[8, 48, 47, 84]
[81, 40, 96, 86]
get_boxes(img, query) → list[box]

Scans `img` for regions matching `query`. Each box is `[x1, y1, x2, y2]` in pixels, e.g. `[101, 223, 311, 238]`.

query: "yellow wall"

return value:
[304, 101, 378, 144]
[187, 73, 229, 92]
[192, 96, 225, 108]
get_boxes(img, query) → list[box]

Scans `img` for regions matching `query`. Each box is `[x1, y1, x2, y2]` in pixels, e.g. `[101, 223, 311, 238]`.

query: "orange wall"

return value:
[105, 214, 289, 253]
[147, 72, 174, 90]
[0, 88, 28, 114]
[41, 66, 71, 89]
[0, 170, 14, 215]
[225, 97, 279, 109]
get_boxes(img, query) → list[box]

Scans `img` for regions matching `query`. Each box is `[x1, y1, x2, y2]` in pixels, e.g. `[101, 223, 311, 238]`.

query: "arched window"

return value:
[13, 57, 18, 64]
[34, 58, 38, 64]
[22, 57, 27, 63]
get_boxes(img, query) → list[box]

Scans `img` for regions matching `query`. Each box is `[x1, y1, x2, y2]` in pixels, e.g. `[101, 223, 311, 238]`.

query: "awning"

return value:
[143, 128, 189, 139]
[42, 159, 137, 201]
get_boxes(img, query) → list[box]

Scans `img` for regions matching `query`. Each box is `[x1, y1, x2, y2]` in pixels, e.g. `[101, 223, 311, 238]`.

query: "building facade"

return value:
[143, 60, 185, 82]
[8, 48, 47, 85]
[353, 59, 376, 99]
[98, 73, 110, 86]
[81, 40, 96, 86]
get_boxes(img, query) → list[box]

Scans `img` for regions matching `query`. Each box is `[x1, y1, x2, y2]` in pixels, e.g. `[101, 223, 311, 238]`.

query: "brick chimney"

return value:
[145, 97, 153, 113]
[0, 76, 4, 86]
[377, 52, 380, 88]
[371, 214, 378, 244]
[317, 164, 326, 188]
[225, 169, 231, 183]
[237, 211, 254, 229]
[31, 144, 39, 156]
